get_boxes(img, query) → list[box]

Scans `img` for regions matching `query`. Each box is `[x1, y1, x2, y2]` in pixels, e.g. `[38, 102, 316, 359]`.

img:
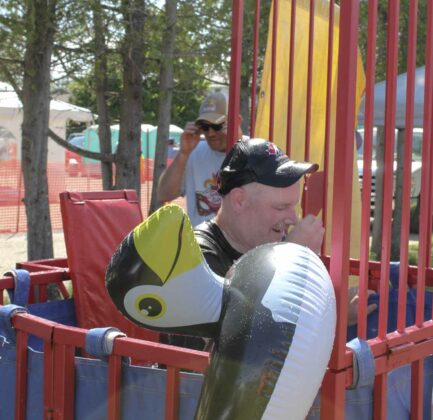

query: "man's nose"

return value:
[284, 208, 299, 225]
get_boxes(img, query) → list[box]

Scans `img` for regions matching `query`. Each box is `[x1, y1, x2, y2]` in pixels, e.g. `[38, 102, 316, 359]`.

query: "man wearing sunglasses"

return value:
[158, 91, 242, 227]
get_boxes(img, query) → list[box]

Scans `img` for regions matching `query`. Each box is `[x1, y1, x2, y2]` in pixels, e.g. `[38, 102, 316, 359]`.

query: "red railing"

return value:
[0, 269, 209, 420]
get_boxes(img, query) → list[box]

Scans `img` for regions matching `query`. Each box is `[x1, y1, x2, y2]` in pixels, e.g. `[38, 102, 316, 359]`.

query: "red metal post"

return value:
[165, 366, 180, 420]
[285, 0, 297, 155]
[373, 373, 388, 419]
[424, 2, 433, 270]
[320, 369, 347, 420]
[320, 0, 334, 256]
[328, 0, 360, 368]
[378, 0, 400, 340]
[43, 340, 56, 420]
[268, 0, 278, 142]
[358, 0, 378, 338]
[301, 0, 315, 216]
[15, 331, 29, 420]
[398, 0, 419, 333]
[52, 343, 76, 420]
[410, 360, 424, 419]
[107, 354, 123, 420]
[249, 0, 261, 137]
[417, 0, 433, 324]
[304, 0, 314, 163]
[227, 0, 244, 150]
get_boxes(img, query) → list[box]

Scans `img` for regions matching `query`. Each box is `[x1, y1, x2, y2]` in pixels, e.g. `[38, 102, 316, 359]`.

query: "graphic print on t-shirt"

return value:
[195, 172, 221, 217]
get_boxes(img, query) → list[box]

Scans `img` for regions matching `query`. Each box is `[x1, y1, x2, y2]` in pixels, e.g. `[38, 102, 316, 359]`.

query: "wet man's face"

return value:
[240, 182, 301, 249]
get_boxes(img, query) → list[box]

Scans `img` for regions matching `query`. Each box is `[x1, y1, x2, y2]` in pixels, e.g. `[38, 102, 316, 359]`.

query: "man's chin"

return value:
[206, 140, 226, 152]
[269, 232, 284, 243]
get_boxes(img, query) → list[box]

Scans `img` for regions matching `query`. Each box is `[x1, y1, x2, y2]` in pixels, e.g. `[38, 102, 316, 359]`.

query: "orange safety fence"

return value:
[0, 159, 184, 233]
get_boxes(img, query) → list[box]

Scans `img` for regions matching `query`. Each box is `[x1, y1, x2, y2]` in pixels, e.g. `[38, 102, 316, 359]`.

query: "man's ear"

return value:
[237, 114, 243, 137]
[228, 187, 246, 213]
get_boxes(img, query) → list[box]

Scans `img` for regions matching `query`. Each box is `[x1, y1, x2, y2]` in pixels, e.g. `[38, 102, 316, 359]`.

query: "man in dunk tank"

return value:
[106, 138, 338, 419]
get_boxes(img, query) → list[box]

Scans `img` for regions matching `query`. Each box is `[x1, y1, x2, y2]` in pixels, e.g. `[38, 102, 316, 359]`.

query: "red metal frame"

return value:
[320, 0, 334, 256]
[285, 0, 297, 155]
[268, 0, 278, 142]
[2, 303, 209, 420]
[249, 0, 261, 138]
[227, 0, 244, 150]
[358, 0, 378, 341]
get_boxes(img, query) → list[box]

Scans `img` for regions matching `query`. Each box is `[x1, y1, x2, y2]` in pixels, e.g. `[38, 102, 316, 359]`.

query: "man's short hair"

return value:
[195, 92, 227, 125]
[217, 138, 318, 196]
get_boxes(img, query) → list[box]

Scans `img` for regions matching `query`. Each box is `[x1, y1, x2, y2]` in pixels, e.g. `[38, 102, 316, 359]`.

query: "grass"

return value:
[408, 238, 433, 266]
[369, 235, 433, 266]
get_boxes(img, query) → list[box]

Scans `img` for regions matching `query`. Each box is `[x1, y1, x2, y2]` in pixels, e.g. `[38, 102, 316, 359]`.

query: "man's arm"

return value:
[157, 152, 189, 202]
[157, 122, 201, 203]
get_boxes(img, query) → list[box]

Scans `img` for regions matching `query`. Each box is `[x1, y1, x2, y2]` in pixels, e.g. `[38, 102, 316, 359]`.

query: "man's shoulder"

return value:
[194, 220, 218, 239]
[194, 221, 222, 248]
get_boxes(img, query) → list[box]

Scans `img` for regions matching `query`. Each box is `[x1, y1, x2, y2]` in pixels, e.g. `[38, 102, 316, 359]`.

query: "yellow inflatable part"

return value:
[133, 204, 204, 283]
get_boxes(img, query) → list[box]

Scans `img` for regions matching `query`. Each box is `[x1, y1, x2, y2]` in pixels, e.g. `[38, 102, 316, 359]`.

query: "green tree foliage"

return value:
[67, 0, 232, 127]
[358, 0, 427, 82]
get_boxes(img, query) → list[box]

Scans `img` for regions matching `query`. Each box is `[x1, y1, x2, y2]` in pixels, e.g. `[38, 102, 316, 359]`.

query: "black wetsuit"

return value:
[194, 220, 243, 277]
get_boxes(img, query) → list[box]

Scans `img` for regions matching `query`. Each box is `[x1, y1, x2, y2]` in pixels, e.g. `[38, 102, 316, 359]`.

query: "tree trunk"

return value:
[149, 0, 177, 215]
[92, 0, 113, 190]
[21, 0, 57, 261]
[371, 126, 385, 259]
[115, 0, 145, 195]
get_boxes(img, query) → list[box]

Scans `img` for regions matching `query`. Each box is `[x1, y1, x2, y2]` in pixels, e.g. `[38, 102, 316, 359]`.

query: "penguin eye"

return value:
[136, 294, 166, 319]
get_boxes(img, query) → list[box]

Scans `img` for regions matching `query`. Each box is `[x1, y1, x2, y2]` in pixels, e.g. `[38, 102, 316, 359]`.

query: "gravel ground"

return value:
[0, 229, 67, 275]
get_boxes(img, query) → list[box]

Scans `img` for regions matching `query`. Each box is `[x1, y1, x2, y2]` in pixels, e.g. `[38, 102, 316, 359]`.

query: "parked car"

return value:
[65, 134, 85, 177]
[356, 127, 423, 207]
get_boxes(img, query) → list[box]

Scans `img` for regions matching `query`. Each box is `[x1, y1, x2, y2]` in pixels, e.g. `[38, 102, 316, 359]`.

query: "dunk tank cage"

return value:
[226, 0, 433, 419]
[2, 1, 433, 419]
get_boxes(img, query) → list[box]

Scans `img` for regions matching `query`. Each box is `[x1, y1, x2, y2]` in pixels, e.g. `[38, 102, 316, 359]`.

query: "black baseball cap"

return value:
[217, 139, 319, 195]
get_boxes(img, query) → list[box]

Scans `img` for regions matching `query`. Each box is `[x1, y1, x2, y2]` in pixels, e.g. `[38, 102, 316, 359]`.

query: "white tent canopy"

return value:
[357, 66, 426, 129]
[0, 82, 94, 161]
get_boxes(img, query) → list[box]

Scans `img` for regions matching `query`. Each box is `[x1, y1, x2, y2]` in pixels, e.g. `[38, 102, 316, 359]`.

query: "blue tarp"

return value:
[0, 335, 203, 420]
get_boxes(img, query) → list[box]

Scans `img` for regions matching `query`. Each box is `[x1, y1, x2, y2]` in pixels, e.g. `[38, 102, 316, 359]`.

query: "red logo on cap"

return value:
[268, 143, 277, 155]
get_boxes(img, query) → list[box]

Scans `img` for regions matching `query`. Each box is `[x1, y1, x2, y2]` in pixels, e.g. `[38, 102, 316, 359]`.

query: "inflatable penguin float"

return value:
[106, 204, 336, 419]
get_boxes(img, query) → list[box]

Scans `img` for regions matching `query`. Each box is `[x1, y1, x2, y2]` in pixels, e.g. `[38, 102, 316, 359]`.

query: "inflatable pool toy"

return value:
[106, 204, 336, 419]
[106, 204, 225, 337]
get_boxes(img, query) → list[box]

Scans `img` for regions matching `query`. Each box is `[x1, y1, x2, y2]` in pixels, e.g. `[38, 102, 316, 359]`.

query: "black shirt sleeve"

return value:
[194, 221, 243, 278]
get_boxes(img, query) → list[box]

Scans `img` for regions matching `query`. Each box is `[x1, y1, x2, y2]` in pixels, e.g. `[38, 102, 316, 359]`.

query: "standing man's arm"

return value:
[157, 122, 201, 202]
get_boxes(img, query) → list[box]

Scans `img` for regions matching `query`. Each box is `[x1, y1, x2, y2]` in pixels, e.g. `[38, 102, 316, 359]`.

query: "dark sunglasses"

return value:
[197, 122, 224, 132]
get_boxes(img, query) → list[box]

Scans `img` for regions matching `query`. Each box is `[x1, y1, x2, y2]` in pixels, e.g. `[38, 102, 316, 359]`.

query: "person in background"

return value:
[166, 138, 179, 161]
[157, 91, 242, 227]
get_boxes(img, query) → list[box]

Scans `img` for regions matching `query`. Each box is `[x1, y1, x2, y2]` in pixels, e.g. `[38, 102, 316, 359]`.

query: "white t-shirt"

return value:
[183, 140, 225, 227]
